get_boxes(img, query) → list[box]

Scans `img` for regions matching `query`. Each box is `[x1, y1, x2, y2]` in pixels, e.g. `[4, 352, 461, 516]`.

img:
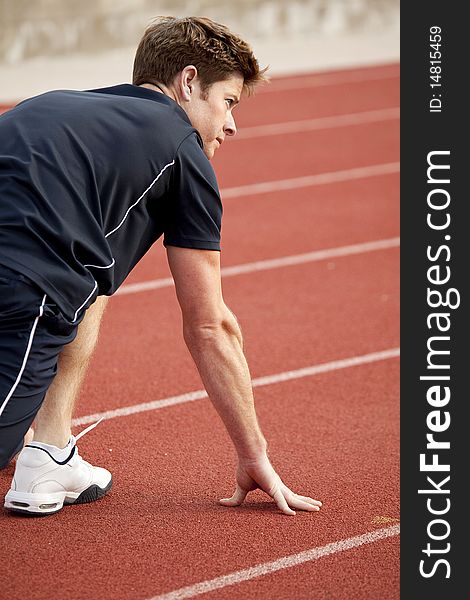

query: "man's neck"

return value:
[139, 83, 177, 103]
[140, 83, 163, 93]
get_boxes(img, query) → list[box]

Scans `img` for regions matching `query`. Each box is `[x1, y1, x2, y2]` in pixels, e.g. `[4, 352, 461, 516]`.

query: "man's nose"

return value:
[224, 112, 237, 137]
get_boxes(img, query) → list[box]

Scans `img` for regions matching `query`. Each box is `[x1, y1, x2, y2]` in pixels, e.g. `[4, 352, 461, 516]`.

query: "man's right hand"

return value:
[167, 246, 321, 516]
[219, 453, 322, 516]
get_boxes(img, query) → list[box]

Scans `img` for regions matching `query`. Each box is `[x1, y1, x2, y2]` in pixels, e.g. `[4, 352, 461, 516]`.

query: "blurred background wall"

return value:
[0, 0, 399, 102]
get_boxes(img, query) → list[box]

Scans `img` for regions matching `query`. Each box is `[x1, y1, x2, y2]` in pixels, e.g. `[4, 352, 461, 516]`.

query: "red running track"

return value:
[0, 63, 400, 600]
[125, 173, 399, 283]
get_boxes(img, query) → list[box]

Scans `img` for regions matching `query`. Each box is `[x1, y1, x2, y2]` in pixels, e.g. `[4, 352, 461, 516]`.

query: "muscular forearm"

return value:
[167, 248, 322, 515]
[184, 312, 267, 459]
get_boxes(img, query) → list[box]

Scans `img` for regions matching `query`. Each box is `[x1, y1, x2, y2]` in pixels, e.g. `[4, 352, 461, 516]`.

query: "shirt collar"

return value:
[87, 83, 192, 125]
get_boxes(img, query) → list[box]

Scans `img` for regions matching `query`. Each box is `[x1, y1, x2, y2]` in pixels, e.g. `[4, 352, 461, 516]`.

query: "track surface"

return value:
[0, 63, 399, 599]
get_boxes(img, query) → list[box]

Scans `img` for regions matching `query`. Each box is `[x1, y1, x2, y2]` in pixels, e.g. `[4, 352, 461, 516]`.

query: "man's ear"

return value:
[179, 65, 198, 101]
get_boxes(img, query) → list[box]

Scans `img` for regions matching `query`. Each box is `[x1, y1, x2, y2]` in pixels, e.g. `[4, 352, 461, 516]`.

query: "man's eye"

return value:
[225, 99, 233, 107]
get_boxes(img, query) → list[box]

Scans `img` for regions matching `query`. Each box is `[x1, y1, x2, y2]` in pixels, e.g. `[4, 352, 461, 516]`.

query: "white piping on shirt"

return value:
[0, 294, 47, 418]
[68, 260, 114, 323]
[72, 280, 98, 323]
[104, 160, 175, 239]
[83, 258, 116, 269]
[71, 160, 174, 322]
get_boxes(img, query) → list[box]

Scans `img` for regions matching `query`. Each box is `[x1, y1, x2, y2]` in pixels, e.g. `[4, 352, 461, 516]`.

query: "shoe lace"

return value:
[70, 418, 104, 465]
[74, 417, 104, 443]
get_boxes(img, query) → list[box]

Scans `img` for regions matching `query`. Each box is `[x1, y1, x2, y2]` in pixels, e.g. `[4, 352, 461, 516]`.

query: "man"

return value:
[0, 16, 322, 516]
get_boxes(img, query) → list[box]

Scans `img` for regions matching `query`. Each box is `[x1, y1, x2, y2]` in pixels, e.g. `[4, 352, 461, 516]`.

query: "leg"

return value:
[0, 268, 62, 469]
[0, 280, 112, 514]
[32, 295, 109, 448]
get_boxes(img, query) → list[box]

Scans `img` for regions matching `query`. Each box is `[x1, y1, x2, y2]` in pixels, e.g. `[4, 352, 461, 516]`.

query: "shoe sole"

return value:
[70, 478, 113, 505]
[4, 477, 112, 516]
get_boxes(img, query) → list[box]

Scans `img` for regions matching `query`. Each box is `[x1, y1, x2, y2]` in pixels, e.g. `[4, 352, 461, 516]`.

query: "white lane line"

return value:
[149, 525, 400, 600]
[259, 67, 399, 93]
[117, 237, 399, 296]
[236, 107, 399, 140]
[221, 162, 399, 199]
[117, 275, 174, 295]
[72, 348, 399, 426]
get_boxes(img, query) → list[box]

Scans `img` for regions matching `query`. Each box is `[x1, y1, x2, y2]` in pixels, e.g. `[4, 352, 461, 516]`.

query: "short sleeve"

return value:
[163, 133, 222, 251]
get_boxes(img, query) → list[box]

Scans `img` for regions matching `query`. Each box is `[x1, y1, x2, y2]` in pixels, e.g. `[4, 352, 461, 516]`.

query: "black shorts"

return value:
[0, 264, 79, 468]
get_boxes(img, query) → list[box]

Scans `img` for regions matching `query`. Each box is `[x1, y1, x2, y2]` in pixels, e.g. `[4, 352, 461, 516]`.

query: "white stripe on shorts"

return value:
[0, 294, 47, 418]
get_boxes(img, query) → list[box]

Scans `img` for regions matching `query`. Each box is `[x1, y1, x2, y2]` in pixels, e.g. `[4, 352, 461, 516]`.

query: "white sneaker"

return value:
[4, 420, 112, 515]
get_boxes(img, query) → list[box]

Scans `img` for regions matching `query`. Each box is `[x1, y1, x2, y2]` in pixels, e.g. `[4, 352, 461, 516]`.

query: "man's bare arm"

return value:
[166, 246, 322, 515]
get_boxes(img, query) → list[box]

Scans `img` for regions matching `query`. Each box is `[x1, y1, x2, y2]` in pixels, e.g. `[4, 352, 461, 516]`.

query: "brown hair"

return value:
[132, 16, 268, 95]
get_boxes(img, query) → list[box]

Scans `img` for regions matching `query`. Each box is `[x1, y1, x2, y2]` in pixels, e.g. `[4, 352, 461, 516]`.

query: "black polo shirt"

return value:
[0, 84, 222, 322]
